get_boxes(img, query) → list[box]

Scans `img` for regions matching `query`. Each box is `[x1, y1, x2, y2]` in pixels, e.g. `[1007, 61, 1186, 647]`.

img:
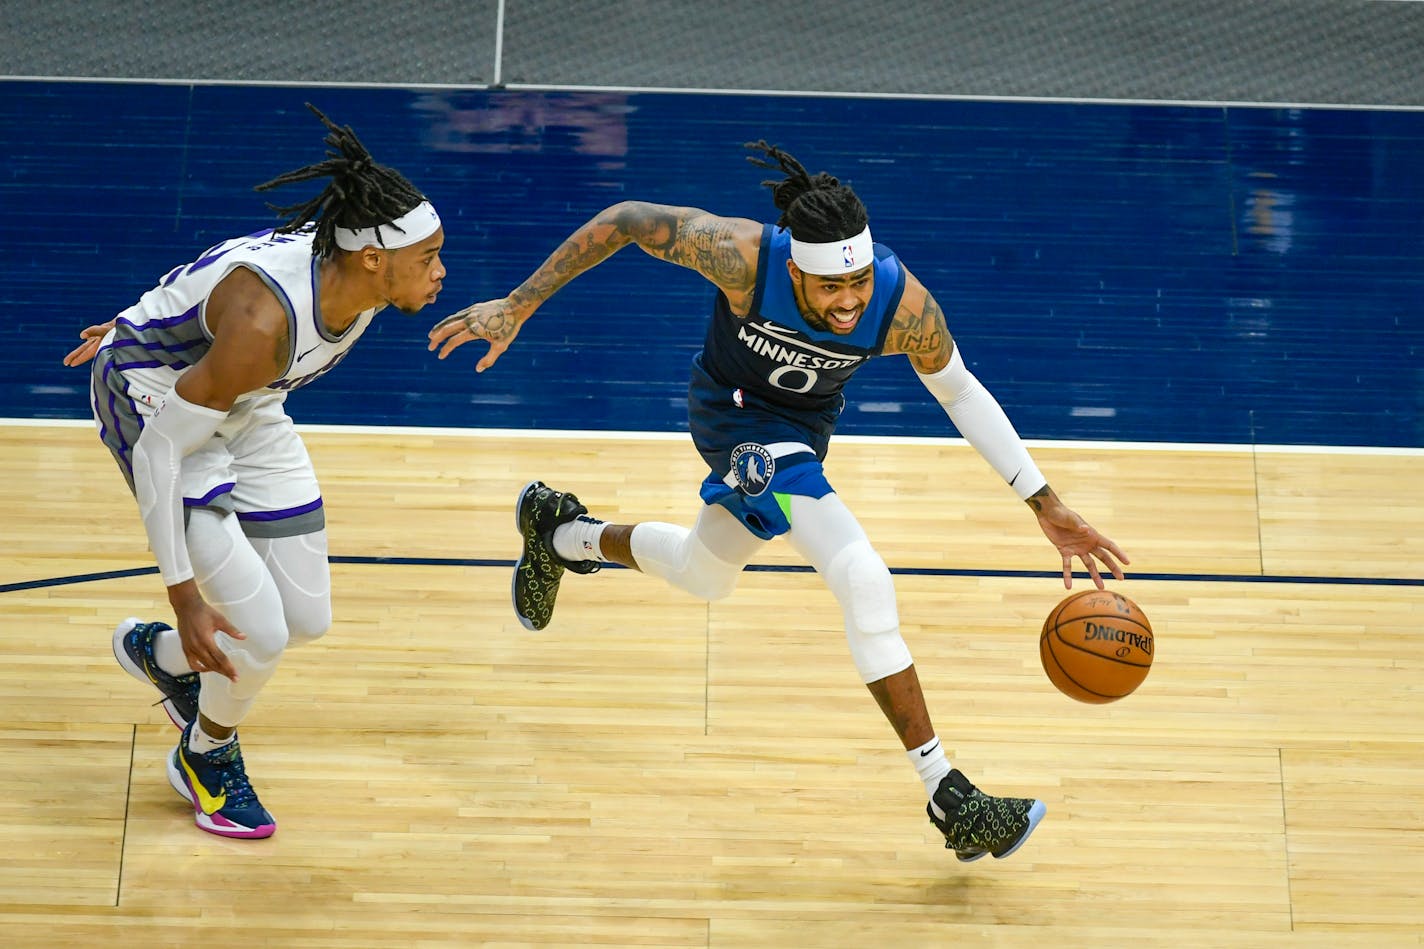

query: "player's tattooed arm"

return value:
[429, 200, 760, 368]
[886, 269, 953, 374]
[502, 201, 757, 313]
[610, 201, 759, 308]
[662, 212, 758, 304]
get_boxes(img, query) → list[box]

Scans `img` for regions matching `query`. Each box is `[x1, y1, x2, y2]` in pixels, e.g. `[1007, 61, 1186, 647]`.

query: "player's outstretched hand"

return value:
[428, 297, 525, 372]
[62, 320, 116, 367]
[1032, 495, 1130, 590]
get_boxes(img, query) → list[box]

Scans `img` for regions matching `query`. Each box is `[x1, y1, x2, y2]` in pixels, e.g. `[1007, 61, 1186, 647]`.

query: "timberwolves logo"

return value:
[730, 443, 775, 496]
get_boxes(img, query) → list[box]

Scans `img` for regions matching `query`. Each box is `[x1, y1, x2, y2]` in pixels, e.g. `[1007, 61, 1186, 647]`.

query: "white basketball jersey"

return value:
[106, 226, 378, 405]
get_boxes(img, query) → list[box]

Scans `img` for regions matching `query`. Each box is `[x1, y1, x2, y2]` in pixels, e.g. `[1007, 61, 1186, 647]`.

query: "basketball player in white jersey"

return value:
[63, 104, 447, 838]
[428, 141, 1128, 862]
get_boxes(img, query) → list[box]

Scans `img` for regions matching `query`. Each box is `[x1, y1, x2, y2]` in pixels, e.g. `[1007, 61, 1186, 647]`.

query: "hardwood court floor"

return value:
[1, 423, 1421, 947]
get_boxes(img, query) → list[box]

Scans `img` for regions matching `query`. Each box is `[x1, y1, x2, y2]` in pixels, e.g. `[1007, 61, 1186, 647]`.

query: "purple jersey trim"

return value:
[235, 497, 325, 522]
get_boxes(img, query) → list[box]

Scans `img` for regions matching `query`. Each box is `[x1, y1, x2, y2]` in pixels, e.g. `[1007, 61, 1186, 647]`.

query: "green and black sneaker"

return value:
[927, 769, 1046, 862]
[512, 480, 602, 631]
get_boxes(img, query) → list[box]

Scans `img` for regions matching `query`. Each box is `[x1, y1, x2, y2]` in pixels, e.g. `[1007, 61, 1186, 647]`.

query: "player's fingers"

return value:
[435, 334, 470, 361]
[427, 315, 466, 344]
[476, 343, 506, 374]
[1082, 556, 1107, 590]
[1061, 554, 1074, 589]
[188, 645, 238, 681]
[209, 653, 239, 681]
[1097, 549, 1125, 581]
[64, 339, 98, 365]
[1101, 537, 1131, 566]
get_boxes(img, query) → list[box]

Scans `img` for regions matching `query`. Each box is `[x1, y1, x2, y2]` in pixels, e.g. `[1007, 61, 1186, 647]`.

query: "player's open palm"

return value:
[428, 297, 525, 372]
[1034, 504, 1129, 590]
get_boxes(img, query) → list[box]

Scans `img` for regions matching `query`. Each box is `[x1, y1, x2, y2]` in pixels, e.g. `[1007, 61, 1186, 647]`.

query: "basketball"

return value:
[1040, 589, 1153, 703]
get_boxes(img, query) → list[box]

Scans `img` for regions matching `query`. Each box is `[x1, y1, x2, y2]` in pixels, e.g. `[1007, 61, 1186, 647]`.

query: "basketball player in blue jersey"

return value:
[62, 105, 447, 839]
[428, 141, 1128, 862]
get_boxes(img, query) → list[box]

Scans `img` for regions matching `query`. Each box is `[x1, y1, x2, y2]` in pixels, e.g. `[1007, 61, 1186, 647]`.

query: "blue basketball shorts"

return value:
[697, 440, 834, 540]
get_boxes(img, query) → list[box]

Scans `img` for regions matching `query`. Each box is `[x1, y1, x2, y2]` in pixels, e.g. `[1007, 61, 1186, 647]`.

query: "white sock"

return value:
[909, 736, 952, 818]
[153, 625, 195, 676]
[552, 514, 609, 563]
[188, 720, 235, 754]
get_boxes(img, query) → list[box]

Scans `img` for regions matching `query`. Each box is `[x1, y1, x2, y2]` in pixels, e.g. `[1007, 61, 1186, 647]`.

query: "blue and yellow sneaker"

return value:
[512, 481, 601, 631]
[927, 769, 1046, 862]
[166, 722, 276, 839]
[112, 617, 200, 729]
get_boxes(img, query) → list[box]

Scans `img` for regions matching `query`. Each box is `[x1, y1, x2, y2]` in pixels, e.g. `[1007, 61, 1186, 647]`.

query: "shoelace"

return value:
[205, 743, 261, 807]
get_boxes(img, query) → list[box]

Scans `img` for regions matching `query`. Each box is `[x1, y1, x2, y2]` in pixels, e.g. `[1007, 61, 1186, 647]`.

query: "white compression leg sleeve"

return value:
[184, 508, 290, 727]
[784, 493, 913, 684]
[247, 530, 332, 648]
[629, 503, 763, 602]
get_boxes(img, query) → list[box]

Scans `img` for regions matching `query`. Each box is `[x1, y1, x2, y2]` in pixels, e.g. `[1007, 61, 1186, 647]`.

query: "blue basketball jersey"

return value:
[689, 223, 906, 475]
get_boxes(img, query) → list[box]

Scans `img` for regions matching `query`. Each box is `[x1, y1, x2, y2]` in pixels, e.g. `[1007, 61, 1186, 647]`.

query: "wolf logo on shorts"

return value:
[730, 443, 775, 496]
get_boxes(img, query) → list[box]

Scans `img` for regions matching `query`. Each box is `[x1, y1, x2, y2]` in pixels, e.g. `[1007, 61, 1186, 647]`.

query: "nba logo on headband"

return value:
[790, 226, 873, 276]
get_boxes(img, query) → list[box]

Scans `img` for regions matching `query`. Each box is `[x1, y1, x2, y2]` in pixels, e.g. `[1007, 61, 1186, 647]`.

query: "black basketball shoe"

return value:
[112, 617, 201, 729]
[927, 769, 1046, 862]
[512, 480, 602, 631]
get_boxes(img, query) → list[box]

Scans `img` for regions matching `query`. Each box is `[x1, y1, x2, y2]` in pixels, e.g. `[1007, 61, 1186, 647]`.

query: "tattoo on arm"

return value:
[1025, 484, 1051, 512]
[513, 227, 624, 309]
[463, 304, 519, 344]
[889, 294, 946, 361]
[617, 203, 754, 297]
[669, 216, 755, 297]
[508, 201, 755, 311]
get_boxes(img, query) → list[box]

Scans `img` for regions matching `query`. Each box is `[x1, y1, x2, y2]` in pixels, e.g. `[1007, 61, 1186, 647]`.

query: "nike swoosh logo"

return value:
[180, 750, 227, 814]
[752, 321, 859, 361]
[1009, 469, 1021, 486]
[920, 739, 941, 757]
[297, 343, 323, 361]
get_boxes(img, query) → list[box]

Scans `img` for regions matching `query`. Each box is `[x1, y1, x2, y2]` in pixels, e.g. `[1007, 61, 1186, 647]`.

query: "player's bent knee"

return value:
[283, 598, 332, 647]
[825, 540, 897, 632]
[220, 622, 289, 667]
[824, 539, 912, 683]
[633, 522, 742, 602]
[206, 627, 288, 707]
[681, 539, 741, 601]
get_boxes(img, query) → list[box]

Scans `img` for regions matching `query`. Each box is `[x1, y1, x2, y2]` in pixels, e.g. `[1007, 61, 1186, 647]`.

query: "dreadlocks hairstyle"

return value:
[745, 139, 868, 243]
[255, 103, 427, 258]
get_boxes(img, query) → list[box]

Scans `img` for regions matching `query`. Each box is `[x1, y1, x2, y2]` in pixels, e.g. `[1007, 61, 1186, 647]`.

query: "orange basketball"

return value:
[1040, 589, 1154, 704]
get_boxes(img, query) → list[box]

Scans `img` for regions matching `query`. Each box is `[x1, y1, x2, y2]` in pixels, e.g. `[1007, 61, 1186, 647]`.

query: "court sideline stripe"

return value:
[3, 559, 1420, 595]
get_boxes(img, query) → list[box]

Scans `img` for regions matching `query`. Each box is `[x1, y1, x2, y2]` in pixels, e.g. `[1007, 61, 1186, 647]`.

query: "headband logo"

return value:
[843, 244, 855, 268]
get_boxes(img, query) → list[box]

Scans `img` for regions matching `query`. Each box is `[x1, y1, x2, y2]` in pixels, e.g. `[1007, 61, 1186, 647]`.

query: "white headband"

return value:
[334, 200, 442, 252]
[789, 226, 873, 276]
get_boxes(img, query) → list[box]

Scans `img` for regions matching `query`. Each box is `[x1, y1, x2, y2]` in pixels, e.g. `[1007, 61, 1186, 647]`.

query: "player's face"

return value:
[382, 229, 447, 314]
[789, 262, 875, 334]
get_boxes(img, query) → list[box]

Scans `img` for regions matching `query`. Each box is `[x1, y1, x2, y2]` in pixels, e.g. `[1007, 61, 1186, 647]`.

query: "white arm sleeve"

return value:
[917, 345, 1047, 500]
[131, 389, 228, 585]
